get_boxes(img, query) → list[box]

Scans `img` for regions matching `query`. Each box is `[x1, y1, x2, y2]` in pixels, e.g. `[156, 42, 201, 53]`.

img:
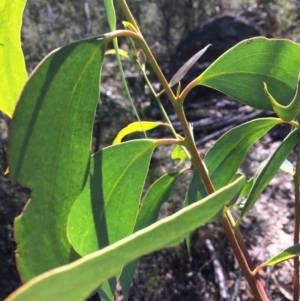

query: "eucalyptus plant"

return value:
[2, 0, 300, 300]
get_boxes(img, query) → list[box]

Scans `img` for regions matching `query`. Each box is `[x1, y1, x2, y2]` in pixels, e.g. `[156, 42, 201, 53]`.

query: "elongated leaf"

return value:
[169, 45, 210, 88]
[6, 176, 245, 301]
[184, 171, 207, 206]
[104, 0, 116, 30]
[263, 74, 300, 121]
[183, 119, 280, 250]
[280, 159, 294, 175]
[9, 36, 108, 282]
[197, 38, 300, 111]
[204, 118, 281, 189]
[254, 158, 295, 178]
[135, 172, 180, 231]
[261, 243, 300, 267]
[113, 121, 167, 144]
[121, 172, 180, 300]
[238, 130, 298, 222]
[67, 140, 158, 256]
[0, 0, 27, 118]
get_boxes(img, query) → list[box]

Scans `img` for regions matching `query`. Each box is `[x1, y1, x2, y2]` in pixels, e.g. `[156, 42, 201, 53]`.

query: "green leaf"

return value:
[104, 0, 116, 31]
[254, 158, 295, 178]
[171, 144, 188, 161]
[67, 140, 158, 256]
[261, 243, 300, 267]
[169, 44, 210, 88]
[113, 121, 167, 144]
[121, 172, 180, 300]
[9, 36, 108, 282]
[197, 38, 300, 111]
[135, 172, 180, 231]
[239, 178, 254, 198]
[263, 74, 300, 121]
[6, 176, 245, 301]
[68, 139, 158, 301]
[105, 48, 131, 59]
[238, 129, 298, 223]
[102, 3, 127, 299]
[204, 118, 281, 189]
[0, 0, 27, 118]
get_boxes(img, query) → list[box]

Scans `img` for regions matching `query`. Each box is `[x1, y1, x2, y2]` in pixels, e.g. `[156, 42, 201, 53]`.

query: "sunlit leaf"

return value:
[169, 44, 210, 88]
[171, 144, 188, 161]
[68, 139, 158, 300]
[255, 158, 294, 179]
[6, 176, 245, 301]
[105, 48, 130, 59]
[0, 0, 27, 118]
[261, 243, 300, 267]
[204, 118, 282, 189]
[197, 38, 300, 111]
[9, 36, 108, 282]
[122, 21, 139, 33]
[113, 121, 167, 144]
[238, 129, 298, 223]
[67, 140, 158, 256]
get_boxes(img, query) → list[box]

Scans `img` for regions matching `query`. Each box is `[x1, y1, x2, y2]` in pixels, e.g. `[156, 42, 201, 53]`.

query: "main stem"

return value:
[111, 3, 269, 299]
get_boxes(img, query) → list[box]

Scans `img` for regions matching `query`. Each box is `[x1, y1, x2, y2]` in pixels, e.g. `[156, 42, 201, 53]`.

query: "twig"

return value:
[205, 239, 230, 301]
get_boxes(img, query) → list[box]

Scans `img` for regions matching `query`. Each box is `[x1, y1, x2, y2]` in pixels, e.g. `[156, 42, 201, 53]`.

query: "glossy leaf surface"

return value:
[238, 129, 298, 222]
[254, 158, 295, 179]
[197, 38, 300, 111]
[67, 140, 158, 256]
[6, 176, 245, 301]
[204, 118, 281, 190]
[9, 36, 108, 281]
[0, 0, 27, 117]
